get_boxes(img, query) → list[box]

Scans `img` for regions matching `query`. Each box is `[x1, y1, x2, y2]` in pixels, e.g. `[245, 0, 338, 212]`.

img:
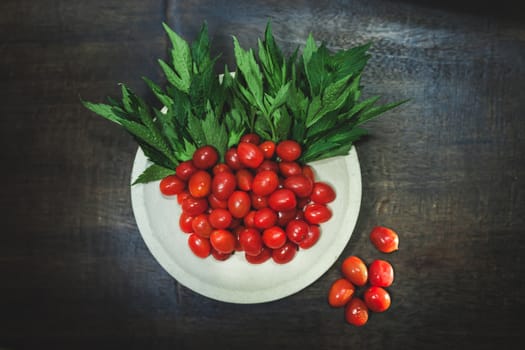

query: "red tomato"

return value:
[302, 165, 316, 182]
[276, 140, 302, 161]
[256, 160, 279, 174]
[175, 161, 197, 181]
[188, 233, 211, 258]
[236, 169, 254, 192]
[252, 170, 279, 196]
[238, 227, 263, 256]
[237, 141, 264, 168]
[212, 163, 232, 175]
[179, 212, 194, 233]
[363, 286, 391, 313]
[278, 161, 302, 177]
[207, 193, 228, 209]
[303, 203, 332, 224]
[177, 190, 191, 205]
[368, 259, 394, 287]
[188, 170, 211, 198]
[253, 207, 278, 229]
[225, 147, 243, 170]
[277, 209, 297, 227]
[192, 145, 219, 169]
[212, 171, 237, 201]
[210, 229, 236, 254]
[211, 248, 232, 261]
[283, 174, 313, 198]
[262, 226, 287, 249]
[243, 210, 256, 228]
[191, 214, 213, 238]
[345, 297, 369, 326]
[240, 133, 261, 144]
[208, 208, 232, 229]
[285, 219, 309, 244]
[228, 191, 251, 218]
[259, 140, 276, 159]
[159, 175, 186, 196]
[245, 246, 272, 264]
[181, 197, 208, 216]
[250, 193, 268, 210]
[299, 224, 321, 249]
[369, 226, 399, 253]
[271, 242, 297, 264]
[268, 189, 297, 211]
[328, 278, 355, 308]
[341, 256, 368, 287]
[310, 182, 336, 204]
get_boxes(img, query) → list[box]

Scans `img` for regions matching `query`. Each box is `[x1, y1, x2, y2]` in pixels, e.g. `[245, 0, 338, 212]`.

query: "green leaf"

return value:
[233, 36, 264, 109]
[143, 77, 174, 108]
[132, 163, 175, 185]
[82, 101, 124, 124]
[356, 99, 409, 126]
[158, 59, 188, 93]
[191, 22, 211, 72]
[162, 22, 192, 92]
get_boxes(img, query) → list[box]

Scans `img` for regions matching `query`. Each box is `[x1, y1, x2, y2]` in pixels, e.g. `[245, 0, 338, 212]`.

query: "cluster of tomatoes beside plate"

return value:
[159, 133, 337, 264]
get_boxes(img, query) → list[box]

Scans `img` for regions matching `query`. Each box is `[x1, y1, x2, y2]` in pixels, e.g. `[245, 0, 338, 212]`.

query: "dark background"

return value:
[1, 0, 524, 349]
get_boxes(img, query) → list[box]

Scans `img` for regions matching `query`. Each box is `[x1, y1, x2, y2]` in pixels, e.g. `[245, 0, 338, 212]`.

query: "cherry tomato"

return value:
[191, 214, 213, 238]
[212, 171, 237, 201]
[211, 247, 232, 261]
[228, 191, 251, 218]
[296, 197, 311, 210]
[181, 196, 208, 216]
[368, 259, 394, 287]
[345, 297, 369, 326]
[240, 133, 261, 144]
[212, 163, 232, 175]
[364, 286, 391, 313]
[302, 165, 316, 182]
[252, 170, 279, 196]
[253, 207, 278, 229]
[299, 224, 321, 249]
[276, 140, 302, 161]
[179, 212, 194, 233]
[236, 169, 254, 191]
[245, 246, 272, 264]
[278, 161, 302, 177]
[207, 193, 228, 209]
[192, 145, 218, 169]
[303, 203, 332, 224]
[262, 226, 287, 249]
[177, 190, 191, 205]
[369, 226, 399, 253]
[341, 256, 368, 287]
[210, 229, 236, 254]
[188, 170, 211, 198]
[259, 140, 276, 159]
[328, 278, 355, 308]
[237, 141, 264, 168]
[243, 210, 256, 228]
[285, 219, 309, 244]
[175, 161, 197, 181]
[268, 189, 297, 211]
[250, 193, 268, 210]
[238, 227, 263, 256]
[208, 208, 232, 229]
[272, 242, 297, 264]
[225, 147, 243, 170]
[188, 233, 211, 258]
[283, 174, 313, 198]
[277, 209, 297, 227]
[310, 182, 336, 204]
[256, 160, 279, 174]
[159, 175, 186, 196]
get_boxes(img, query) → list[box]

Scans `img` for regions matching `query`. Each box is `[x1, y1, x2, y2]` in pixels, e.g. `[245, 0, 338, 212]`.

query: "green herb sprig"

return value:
[83, 21, 406, 184]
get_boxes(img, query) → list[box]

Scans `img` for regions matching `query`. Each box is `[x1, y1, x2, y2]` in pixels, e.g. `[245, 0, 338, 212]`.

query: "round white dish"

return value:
[130, 147, 361, 304]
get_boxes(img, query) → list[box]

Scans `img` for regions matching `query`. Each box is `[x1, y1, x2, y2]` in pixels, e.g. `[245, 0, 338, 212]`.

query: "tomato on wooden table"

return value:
[345, 297, 369, 326]
[341, 256, 368, 287]
[328, 278, 356, 307]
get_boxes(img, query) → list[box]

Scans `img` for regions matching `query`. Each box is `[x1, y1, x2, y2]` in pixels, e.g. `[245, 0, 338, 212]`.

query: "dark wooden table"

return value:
[1, 0, 524, 349]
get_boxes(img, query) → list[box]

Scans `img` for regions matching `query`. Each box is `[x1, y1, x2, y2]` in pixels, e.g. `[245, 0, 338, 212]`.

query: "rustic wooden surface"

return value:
[1, 0, 524, 349]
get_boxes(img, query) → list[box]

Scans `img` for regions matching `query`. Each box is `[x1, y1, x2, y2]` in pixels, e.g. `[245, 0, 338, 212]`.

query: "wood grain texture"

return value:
[1, 0, 524, 349]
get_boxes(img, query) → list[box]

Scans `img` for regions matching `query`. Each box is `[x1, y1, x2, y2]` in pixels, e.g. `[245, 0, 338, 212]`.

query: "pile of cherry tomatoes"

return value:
[159, 134, 336, 264]
[328, 226, 399, 326]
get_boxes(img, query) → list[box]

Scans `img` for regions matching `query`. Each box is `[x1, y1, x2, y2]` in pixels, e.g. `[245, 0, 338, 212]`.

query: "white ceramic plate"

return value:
[131, 147, 361, 304]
